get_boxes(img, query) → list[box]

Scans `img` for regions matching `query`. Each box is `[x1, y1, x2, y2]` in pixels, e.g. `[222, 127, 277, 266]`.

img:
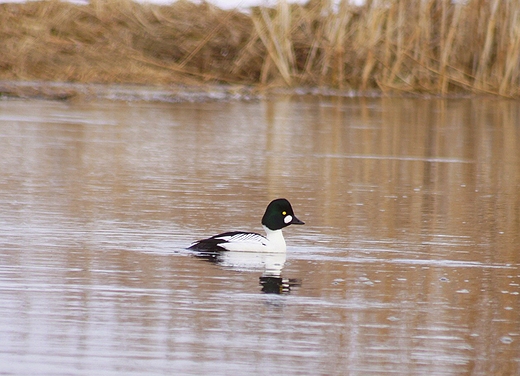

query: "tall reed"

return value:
[1, 0, 519, 96]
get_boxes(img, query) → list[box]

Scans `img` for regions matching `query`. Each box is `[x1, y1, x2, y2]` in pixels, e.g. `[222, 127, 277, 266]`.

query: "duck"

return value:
[188, 198, 304, 253]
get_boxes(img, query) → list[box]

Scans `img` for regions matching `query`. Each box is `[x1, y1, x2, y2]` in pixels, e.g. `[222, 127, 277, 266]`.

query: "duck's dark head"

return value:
[261, 198, 304, 231]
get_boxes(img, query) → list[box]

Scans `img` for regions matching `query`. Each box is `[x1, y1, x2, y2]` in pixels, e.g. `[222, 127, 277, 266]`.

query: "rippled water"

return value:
[1, 95, 519, 375]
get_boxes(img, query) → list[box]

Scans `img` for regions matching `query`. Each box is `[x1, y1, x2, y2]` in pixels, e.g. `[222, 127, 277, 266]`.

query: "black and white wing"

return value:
[188, 231, 268, 252]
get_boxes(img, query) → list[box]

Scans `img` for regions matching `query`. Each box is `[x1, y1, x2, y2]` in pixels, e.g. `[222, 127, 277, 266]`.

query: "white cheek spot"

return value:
[284, 215, 292, 224]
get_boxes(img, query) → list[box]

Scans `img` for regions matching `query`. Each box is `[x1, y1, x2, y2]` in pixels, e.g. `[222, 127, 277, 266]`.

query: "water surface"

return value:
[1, 96, 519, 375]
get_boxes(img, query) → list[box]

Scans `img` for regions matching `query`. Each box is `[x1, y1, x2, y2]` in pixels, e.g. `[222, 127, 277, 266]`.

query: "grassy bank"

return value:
[1, 0, 519, 97]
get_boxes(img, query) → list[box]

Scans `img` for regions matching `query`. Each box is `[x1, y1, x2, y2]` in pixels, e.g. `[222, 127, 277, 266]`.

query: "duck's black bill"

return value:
[291, 216, 305, 225]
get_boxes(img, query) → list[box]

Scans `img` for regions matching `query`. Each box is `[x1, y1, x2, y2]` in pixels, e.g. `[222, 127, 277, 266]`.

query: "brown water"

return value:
[1, 95, 519, 375]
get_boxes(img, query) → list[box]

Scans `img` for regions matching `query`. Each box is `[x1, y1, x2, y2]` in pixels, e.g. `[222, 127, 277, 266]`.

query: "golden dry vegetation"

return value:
[1, 0, 520, 97]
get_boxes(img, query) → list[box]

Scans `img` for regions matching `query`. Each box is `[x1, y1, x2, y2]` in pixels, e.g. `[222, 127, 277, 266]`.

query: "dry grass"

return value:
[1, 0, 520, 96]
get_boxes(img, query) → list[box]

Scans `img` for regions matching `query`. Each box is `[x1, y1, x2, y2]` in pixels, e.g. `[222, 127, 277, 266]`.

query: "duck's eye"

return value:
[282, 211, 287, 215]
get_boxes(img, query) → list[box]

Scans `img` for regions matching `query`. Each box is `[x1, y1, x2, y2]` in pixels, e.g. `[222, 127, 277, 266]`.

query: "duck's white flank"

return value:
[218, 226, 286, 253]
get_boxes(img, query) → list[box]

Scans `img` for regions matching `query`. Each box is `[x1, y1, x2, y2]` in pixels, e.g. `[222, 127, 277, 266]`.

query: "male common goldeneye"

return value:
[188, 198, 304, 253]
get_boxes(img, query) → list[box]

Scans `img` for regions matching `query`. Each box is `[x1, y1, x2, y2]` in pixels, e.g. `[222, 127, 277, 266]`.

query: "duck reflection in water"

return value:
[188, 198, 304, 294]
[193, 250, 301, 294]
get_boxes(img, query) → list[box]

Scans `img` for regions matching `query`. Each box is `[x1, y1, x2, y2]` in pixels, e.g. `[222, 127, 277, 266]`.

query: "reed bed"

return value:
[1, 0, 519, 97]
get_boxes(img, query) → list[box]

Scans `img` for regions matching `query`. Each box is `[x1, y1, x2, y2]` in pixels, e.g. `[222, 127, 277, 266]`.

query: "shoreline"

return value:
[0, 81, 483, 102]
